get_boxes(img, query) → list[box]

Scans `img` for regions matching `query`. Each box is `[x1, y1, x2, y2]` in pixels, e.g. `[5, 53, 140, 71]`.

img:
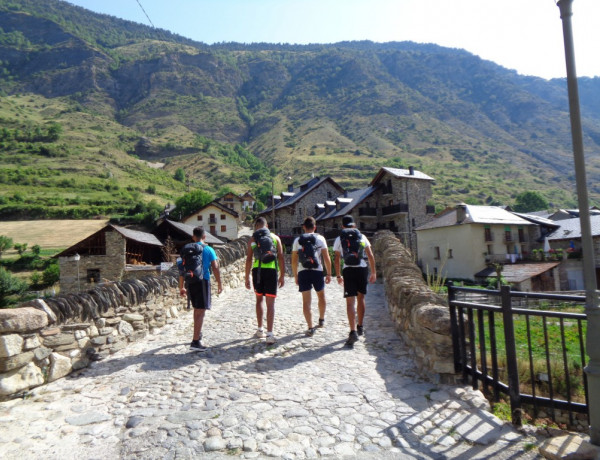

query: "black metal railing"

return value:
[382, 203, 408, 215]
[448, 283, 588, 427]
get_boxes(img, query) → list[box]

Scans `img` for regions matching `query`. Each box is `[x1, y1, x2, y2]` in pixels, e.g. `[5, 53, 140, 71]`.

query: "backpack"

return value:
[180, 242, 204, 284]
[252, 228, 276, 264]
[340, 228, 364, 266]
[297, 234, 319, 269]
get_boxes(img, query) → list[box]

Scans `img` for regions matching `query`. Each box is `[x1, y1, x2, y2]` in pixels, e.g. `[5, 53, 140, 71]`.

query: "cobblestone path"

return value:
[0, 280, 541, 459]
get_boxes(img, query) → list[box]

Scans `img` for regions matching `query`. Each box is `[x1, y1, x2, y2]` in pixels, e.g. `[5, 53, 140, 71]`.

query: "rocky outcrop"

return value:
[373, 231, 455, 382]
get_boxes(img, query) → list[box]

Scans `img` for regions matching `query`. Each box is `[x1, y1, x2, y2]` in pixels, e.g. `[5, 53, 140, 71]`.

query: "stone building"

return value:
[182, 201, 239, 241]
[56, 224, 164, 294]
[259, 176, 345, 243]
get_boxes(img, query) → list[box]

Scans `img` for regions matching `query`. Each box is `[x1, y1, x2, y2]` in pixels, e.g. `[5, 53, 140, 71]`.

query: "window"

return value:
[434, 246, 440, 260]
[447, 249, 453, 259]
[484, 226, 492, 242]
[197, 215, 202, 221]
[87, 269, 100, 283]
[487, 244, 493, 255]
[327, 191, 332, 199]
[221, 225, 226, 232]
[220, 214, 226, 220]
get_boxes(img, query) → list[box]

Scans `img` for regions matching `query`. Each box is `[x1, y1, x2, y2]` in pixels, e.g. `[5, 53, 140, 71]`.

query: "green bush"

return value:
[0, 266, 27, 307]
[42, 262, 60, 286]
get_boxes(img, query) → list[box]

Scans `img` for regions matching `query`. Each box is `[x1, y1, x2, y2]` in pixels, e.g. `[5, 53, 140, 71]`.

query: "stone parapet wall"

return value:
[0, 236, 250, 400]
[373, 231, 456, 383]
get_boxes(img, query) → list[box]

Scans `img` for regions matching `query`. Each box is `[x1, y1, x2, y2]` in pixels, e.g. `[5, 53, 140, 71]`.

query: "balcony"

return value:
[382, 203, 408, 216]
[208, 218, 217, 224]
[358, 207, 377, 217]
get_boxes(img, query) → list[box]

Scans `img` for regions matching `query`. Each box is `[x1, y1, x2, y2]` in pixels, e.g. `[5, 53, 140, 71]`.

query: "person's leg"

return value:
[265, 295, 275, 333]
[193, 308, 206, 341]
[302, 290, 313, 329]
[255, 294, 264, 329]
[346, 296, 357, 330]
[356, 292, 366, 327]
[316, 289, 326, 325]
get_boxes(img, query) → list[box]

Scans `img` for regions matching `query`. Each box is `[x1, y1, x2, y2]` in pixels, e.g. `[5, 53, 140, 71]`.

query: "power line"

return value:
[135, 0, 155, 28]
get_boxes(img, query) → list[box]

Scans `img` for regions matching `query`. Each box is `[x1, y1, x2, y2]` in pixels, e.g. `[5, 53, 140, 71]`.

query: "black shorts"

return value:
[342, 266, 368, 298]
[252, 267, 278, 297]
[298, 270, 325, 293]
[188, 279, 211, 309]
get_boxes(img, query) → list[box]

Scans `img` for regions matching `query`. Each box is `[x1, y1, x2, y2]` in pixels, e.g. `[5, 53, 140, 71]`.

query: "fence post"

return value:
[501, 285, 522, 426]
[447, 281, 461, 373]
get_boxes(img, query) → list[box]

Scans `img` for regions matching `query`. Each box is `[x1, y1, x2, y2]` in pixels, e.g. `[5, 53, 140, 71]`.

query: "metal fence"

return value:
[447, 282, 589, 427]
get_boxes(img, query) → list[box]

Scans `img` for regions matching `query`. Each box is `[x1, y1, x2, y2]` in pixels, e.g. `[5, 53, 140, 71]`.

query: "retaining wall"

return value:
[0, 236, 250, 399]
[373, 231, 455, 383]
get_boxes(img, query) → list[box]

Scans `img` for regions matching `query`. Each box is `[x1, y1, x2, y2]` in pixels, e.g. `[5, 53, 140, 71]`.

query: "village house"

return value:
[182, 201, 239, 241]
[55, 224, 164, 294]
[415, 204, 561, 291]
[153, 219, 225, 254]
[545, 214, 600, 290]
[259, 176, 345, 242]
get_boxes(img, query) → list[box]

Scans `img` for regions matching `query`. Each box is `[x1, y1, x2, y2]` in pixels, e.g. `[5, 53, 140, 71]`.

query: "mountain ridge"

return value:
[1, 0, 600, 221]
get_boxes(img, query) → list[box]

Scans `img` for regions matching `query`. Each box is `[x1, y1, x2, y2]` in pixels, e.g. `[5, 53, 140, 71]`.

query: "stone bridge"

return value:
[0, 233, 571, 458]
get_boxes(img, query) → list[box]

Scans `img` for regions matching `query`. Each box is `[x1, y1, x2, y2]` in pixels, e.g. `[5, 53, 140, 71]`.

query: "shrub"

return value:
[42, 262, 60, 286]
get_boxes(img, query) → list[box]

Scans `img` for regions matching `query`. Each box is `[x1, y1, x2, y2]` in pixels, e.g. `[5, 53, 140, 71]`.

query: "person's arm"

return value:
[245, 239, 254, 290]
[291, 251, 299, 285]
[334, 251, 343, 285]
[322, 246, 332, 284]
[276, 236, 286, 287]
[179, 275, 186, 296]
[365, 246, 376, 283]
[211, 259, 223, 294]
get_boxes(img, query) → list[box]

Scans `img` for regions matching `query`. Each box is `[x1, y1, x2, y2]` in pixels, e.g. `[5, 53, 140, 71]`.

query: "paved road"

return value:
[0, 279, 543, 459]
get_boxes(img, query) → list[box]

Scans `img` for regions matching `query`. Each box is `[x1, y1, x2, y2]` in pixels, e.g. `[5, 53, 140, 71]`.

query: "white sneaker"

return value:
[255, 329, 266, 339]
[265, 333, 277, 345]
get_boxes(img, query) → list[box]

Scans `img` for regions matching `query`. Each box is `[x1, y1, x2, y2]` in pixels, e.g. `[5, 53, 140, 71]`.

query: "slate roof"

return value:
[415, 205, 533, 231]
[262, 176, 345, 213]
[370, 167, 435, 185]
[159, 220, 225, 245]
[316, 186, 378, 221]
[546, 214, 600, 241]
[474, 262, 560, 283]
[182, 200, 239, 221]
[511, 212, 560, 229]
[111, 225, 163, 246]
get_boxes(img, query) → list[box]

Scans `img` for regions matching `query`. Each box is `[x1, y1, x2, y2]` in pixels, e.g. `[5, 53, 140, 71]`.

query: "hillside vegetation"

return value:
[2, 0, 600, 219]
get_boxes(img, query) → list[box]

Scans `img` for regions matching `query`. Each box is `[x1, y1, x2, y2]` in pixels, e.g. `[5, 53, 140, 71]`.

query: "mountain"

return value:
[2, 0, 600, 221]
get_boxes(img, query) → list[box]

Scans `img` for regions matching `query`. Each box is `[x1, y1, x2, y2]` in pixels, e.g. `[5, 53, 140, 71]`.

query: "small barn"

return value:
[55, 224, 163, 294]
[152, 219, 225, 257]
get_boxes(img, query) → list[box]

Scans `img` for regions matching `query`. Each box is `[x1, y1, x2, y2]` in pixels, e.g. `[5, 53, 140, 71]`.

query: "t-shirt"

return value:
[333, 232, 371, 268]
[292, 233, 328, 272]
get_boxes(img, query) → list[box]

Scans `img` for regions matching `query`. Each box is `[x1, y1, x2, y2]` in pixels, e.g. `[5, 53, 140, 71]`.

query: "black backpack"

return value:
[297, 234, 319, 269]
[340, 228, 364, 265]
[252, 228, 276, 264]
[180, 242, 204, 284]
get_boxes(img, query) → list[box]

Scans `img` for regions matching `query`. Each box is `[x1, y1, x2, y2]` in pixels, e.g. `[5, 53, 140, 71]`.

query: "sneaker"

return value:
[265, 333, 277, 345]
[305, 327, 316, 337]
[255, 328, 266, 339]
[344, 331, 359, 348]
[190, 340, 207, 352]
[357, 325, 364, 336]
[318, 319, 325, 328]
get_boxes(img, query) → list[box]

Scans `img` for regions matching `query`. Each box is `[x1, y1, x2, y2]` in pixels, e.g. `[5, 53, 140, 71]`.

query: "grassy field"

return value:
[0, 219, 109, 255]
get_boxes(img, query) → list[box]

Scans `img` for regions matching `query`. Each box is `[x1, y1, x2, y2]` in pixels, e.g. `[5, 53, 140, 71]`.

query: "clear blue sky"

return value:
[64, 0, 600, 80]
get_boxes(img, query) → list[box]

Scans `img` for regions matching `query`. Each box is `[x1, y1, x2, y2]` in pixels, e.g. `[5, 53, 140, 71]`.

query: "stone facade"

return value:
[59, 230, 126, 294]
[0, 236, 250, 400]
[373, 230, 455, 383]
[370, 170, 434, 254]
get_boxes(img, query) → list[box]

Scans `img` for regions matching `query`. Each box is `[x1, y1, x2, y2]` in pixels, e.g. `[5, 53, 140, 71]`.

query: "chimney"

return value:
[456, 203, 467, 224]
[344, 190, 348, 198]
[408, 166, 415, 175]
[288, 183, 294, 192]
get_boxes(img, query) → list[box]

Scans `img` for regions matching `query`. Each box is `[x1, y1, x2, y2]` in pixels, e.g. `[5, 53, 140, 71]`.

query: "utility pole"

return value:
[557, 0, 600, 445]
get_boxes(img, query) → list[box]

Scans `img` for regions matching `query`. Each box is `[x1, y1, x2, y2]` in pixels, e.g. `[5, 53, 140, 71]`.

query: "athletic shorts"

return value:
[188, 279, 211, 309]
[342, 266, 368, 298]
[252, 267, 278, 297]
[298, 270, 325, 293]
